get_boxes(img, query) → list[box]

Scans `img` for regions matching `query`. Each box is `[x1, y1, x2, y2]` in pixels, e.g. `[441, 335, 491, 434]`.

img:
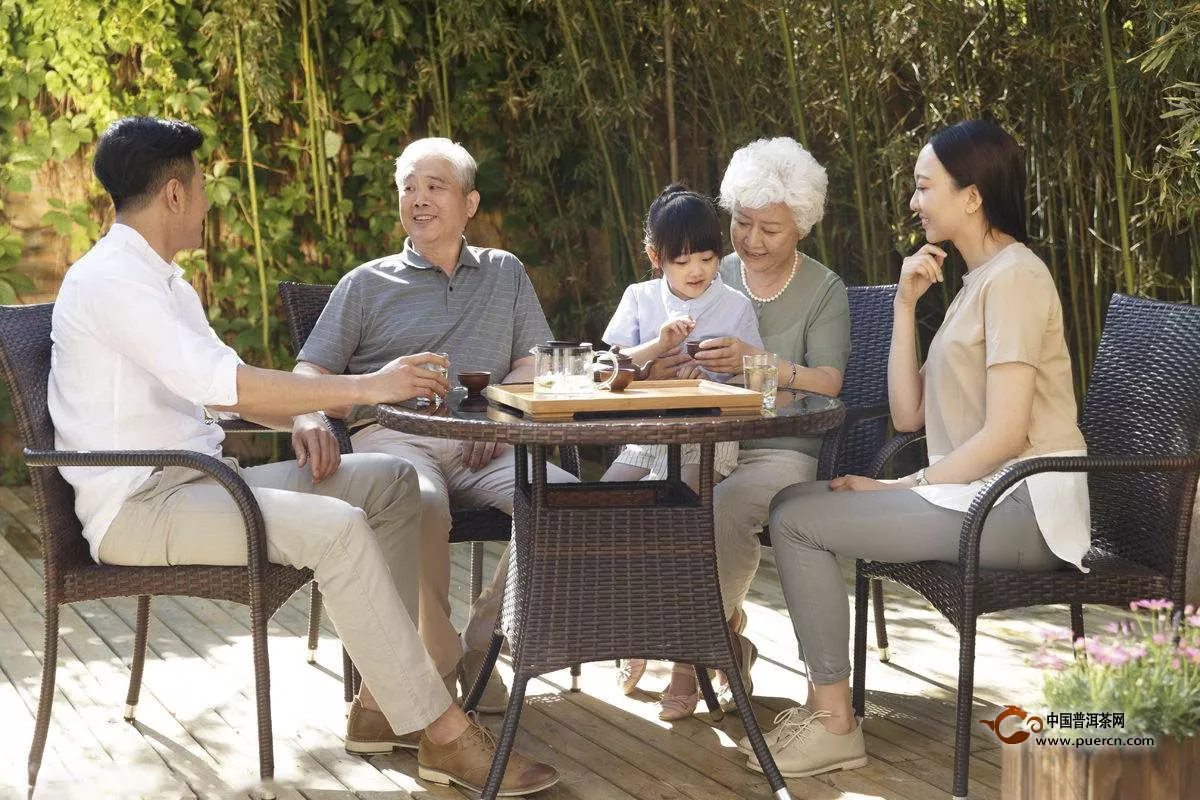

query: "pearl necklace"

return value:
[742, 251, 799, 305]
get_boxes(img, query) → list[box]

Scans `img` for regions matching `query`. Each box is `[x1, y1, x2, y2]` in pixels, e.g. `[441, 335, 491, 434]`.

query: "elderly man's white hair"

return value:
[719, 137, 827, 237]
[394, 137, 478, 193]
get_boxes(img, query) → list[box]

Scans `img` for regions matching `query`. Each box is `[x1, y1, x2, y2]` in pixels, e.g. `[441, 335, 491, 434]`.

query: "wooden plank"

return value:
[485, 380, 762, 421]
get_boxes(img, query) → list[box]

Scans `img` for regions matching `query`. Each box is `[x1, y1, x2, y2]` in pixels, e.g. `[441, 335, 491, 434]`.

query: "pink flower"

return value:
[1188, 614, 1200, 628]
[1132, 599, 1175, 611]
[1153, 632, 1171, 646]
[1171, 658, 1182, 670]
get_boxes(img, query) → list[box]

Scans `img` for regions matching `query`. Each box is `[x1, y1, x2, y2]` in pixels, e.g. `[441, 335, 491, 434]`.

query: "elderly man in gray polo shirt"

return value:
[295, 137, 574, 750]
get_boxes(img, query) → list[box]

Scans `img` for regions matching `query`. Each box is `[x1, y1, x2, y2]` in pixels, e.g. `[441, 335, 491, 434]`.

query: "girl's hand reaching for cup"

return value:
[657, 316, 695, 354]
[896, 244, 947, 307]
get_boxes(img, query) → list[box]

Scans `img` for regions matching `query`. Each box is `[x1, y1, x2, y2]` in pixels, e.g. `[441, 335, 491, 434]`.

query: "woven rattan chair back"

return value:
[1081, 293, 1200, 576]
[0, 304, 91, 572]
[279, 280, 335, 357]
[837, 284, 898, 476]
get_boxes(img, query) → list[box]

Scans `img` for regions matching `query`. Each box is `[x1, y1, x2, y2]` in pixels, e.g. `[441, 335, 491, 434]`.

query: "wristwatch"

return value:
[913, 468, 929, 487]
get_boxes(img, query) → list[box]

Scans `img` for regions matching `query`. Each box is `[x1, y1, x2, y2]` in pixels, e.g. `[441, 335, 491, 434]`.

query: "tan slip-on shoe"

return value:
[717, 630, 758, 708]
[344, 697, 422, 754]
[418, 715, 559, 796]
[617, 658, 647, 695]
[746, 710, 867, 778]
[459, 648, 511, 713]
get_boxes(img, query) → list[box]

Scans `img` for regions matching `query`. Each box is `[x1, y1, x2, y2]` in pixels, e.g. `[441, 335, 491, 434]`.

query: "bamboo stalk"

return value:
[663, 0, 678, 182]
[581, 0, 651, 210]
[830, 0, 874, 283]
[776, 3, 830, 265]
[435, 4, 453, 138]
[553, 0, 639, 281]
[234, 25, 273, 367]
[1099, 0, 1134, 293]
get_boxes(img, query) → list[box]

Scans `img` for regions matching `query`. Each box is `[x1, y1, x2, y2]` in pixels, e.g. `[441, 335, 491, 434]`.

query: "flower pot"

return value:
[1002, 735, 1200, 799]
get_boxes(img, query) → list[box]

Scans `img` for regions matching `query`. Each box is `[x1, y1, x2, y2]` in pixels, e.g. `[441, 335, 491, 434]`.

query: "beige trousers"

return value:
[352, 425, 578, 677]
[713, 447, 818, 614]
[98, 453, 450, 735]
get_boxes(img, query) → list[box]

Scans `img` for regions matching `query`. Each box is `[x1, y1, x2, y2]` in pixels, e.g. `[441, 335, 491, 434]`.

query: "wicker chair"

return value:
[277, 280, 581, 697]
[0, 303, 309, 800]
[851, 293, 1200, 800]
[761, 284, 904, 654]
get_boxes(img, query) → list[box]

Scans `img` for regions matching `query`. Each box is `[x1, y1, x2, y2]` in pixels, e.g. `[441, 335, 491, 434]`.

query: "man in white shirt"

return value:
[48, 116, 557, 796]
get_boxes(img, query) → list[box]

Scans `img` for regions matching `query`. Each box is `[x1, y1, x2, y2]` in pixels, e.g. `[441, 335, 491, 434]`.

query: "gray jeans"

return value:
[768, 481, 1063, 685]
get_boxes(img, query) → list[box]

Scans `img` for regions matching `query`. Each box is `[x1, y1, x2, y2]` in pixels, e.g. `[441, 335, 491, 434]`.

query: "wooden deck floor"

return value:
[0, 484, 1117, 800]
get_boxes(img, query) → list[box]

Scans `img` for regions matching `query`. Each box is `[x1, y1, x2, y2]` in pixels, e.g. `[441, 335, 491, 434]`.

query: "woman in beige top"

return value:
[745, 120, 1089, 780]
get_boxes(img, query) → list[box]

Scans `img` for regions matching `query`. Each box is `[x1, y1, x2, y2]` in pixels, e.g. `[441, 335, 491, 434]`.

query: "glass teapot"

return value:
[530, 341, 620, 395]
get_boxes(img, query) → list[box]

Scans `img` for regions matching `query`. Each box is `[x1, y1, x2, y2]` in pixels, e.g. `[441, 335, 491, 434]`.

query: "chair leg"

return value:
[852, 567, 869, 719]
[125, 596, 151, 720]
[28, 603, 60, 796]
[951, 615, 980, 800]
[569, 663, 581, 692]
[307, 583, 322, 664]
[463, 632, 504, 712]
[1069, 603, 1085, 645]
[871, 578, 890, 662]
[342, 647, 355, 706]
[694, 664, 724, 721]
[249, 605, 275, 795]
[723, 656, 791, 799]
[470, 541, 484, 602]
[475, 674, 530, 800]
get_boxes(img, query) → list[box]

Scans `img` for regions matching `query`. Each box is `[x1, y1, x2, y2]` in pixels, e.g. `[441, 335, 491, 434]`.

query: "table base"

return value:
[463, 443, 791, 799]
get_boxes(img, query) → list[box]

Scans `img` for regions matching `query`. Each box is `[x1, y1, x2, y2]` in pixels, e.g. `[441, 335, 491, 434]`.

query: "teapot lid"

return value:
[532, 340, 592, 353]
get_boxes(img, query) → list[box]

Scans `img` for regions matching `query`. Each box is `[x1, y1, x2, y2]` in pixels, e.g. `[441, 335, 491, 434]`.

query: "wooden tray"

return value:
[484, 379, 763, 421]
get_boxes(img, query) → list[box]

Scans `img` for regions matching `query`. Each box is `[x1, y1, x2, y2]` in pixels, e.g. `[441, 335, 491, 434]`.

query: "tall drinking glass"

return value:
[426, 352, 449, 408]
[742, 352, 779, 411]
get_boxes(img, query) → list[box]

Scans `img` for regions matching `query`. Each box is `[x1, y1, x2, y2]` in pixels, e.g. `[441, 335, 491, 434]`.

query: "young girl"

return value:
[600, 184, 763, 719]
[602, 183, 762, 486]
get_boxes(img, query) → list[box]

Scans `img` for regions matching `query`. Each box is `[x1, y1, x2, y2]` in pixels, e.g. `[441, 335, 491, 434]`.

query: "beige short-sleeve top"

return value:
[915, 242, 1090, 569]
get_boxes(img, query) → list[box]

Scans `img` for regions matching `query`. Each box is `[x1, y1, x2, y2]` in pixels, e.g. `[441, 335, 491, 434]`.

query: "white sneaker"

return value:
[746, 710, 867, 778]
[736, 706, 815, 755]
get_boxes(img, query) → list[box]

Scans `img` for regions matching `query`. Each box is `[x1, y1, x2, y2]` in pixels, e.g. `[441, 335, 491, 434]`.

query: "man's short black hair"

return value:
[93, 117, 204, 212]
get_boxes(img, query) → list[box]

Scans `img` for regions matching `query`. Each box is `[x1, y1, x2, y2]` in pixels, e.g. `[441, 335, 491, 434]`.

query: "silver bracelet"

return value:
[788, 361, 798, 387]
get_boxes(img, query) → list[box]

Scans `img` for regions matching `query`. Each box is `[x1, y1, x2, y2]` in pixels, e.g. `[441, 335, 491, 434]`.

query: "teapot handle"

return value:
[594, 351, 621, 391]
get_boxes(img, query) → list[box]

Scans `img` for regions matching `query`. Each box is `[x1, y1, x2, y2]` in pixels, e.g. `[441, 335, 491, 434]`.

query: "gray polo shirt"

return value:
[299, 237, 553, 424]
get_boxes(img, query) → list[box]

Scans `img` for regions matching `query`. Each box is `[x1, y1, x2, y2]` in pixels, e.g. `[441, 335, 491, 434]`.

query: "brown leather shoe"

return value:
[418, 716, 559, 796]
[344, 697, 421, 755]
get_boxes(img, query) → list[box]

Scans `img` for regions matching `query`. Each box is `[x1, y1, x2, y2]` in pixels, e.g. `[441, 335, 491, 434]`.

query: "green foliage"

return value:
[0, 0, 1195, 376]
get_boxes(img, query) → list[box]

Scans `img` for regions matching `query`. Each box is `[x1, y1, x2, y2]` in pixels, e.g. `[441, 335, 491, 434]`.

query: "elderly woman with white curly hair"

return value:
[626, 136, 850, 719]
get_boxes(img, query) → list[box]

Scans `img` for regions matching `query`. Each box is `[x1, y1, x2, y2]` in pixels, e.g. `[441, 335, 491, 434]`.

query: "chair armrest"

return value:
[24, 447, 272, 579]
[817, 403, 891, 480]
[956, 453, 1200, 575]
[867, 429, 926, 479]
[217, 419, 269, 434]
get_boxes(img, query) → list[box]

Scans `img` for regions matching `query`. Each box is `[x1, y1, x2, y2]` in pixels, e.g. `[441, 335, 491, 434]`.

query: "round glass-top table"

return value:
[375, 387, 845, 800]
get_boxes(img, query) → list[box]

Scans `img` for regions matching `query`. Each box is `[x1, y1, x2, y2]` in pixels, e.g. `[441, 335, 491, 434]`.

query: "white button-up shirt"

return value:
[48, 224, 243, 560]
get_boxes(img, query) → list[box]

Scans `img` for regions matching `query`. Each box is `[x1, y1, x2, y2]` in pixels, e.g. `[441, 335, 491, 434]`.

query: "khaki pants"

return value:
[352, 424, 578, 677]
[713, 448, 819, 615]
[98, 453, 450, 735]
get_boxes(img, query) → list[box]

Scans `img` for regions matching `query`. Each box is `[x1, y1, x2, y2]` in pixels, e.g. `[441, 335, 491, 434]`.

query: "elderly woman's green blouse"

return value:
[719, 252, 851, 458]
